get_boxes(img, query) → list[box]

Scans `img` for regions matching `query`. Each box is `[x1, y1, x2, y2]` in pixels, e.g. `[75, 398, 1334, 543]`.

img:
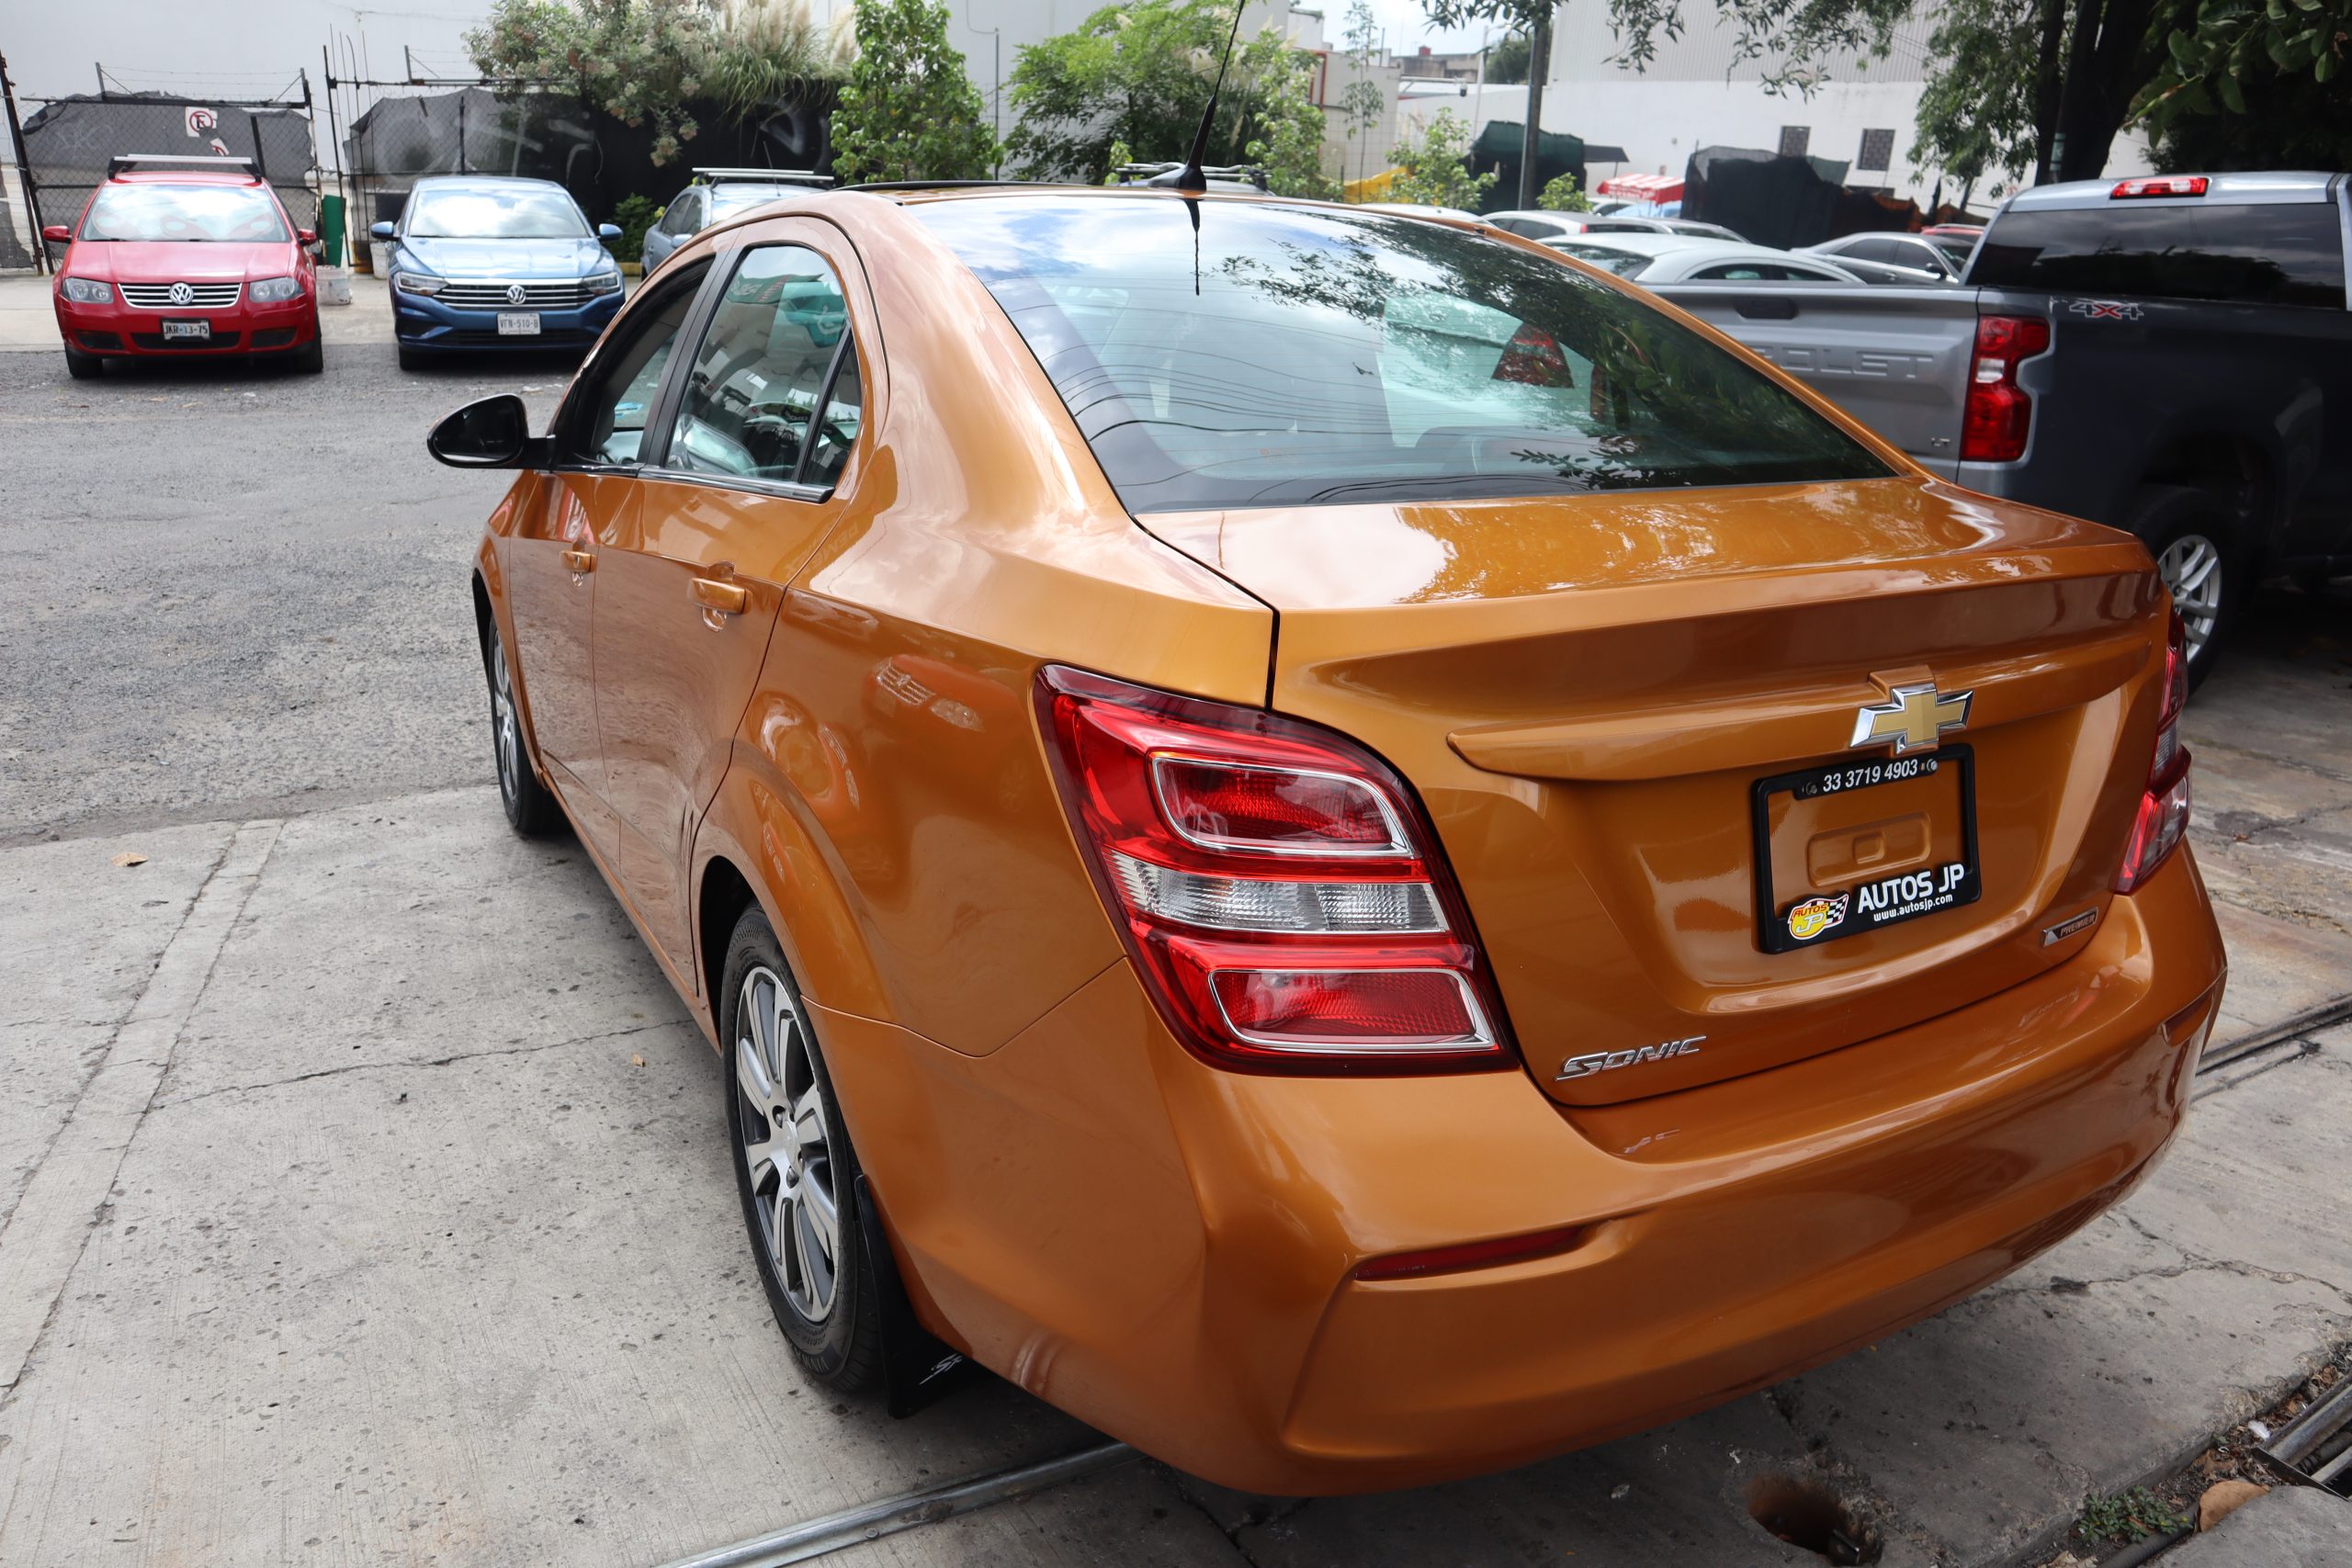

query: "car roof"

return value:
[2006, 170, 2344, 210]
[1545, 231, 1708, 255]
[107, 170, 267, 186]
[409, 175, 575, 194]
[1483, 209, 1577, 223]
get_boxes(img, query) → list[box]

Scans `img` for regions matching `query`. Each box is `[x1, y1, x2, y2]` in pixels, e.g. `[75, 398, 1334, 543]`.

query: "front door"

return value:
[591, 234, 868, 989]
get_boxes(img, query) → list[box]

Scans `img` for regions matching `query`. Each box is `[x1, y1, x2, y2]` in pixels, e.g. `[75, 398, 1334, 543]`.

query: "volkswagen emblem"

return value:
[167, 281, 195, 305]
[505, 284, 527, 305]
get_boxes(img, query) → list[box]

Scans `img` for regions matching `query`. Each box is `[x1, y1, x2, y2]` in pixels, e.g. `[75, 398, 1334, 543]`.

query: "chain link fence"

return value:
[15, 90, 317, 268]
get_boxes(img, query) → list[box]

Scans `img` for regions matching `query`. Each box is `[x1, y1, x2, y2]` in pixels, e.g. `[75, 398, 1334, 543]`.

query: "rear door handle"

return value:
[562, 548, 594, 575]
[691, 577, 748, 616]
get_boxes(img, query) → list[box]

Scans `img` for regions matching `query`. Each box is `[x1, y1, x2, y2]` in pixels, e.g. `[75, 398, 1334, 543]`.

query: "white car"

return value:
[1485, 210, 1752, 244]
[1803, 231, 1975, 283]
[1544, 233, 1867, 284]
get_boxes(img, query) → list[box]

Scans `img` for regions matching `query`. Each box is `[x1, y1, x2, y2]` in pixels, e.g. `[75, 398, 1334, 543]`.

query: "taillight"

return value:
[2111, 176, 2207, 199]
[1036, 666, 1515, 1075]
[1495, 322, 1574, 387]
[2115, 611, 2192, 894]
[1961, 314, 2051, 463]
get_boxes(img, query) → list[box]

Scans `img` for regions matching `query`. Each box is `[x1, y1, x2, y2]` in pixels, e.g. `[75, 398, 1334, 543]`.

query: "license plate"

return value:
[496, 311, 541, 336]
[1749, 746, 1981, 953]
[161, 319, 211, 341]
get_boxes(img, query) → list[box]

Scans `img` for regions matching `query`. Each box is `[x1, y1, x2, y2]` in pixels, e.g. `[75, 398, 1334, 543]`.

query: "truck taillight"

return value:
[2115, 611, 2192, 894]
[1960, 314, 2051, 463]
[1036, 666, 1515, 1075]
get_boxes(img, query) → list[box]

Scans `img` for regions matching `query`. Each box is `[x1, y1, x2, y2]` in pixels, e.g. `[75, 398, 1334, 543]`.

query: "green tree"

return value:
[1485, 32, 1532, 82]
[1419, 2, 1557, 206]
[1246, 39, 1342, 197]
[1537, 169, 1592, 209]
[831, 0, 996, 182]
[1004, 0, 1337, 187]
[2140, 0, 2350, 134]
[1339, 0, 1389, 187]
[1910, 0, 2044, 189]
[1389, 109, 1499, 209]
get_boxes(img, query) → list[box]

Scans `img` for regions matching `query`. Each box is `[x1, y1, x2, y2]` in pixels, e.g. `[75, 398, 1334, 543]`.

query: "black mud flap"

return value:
[856, 1172, 981, 1417]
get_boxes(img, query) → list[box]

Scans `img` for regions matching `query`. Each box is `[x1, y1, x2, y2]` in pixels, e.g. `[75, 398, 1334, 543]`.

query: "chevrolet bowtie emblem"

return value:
[1851, 681, 1972, 755]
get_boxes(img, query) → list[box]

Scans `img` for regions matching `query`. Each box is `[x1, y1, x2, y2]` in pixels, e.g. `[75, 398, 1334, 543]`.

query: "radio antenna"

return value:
[1148, 0, 1246, 194]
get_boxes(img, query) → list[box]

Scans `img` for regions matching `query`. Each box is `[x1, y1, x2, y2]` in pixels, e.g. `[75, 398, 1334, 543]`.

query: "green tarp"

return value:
[1467, 120, 1586, 212]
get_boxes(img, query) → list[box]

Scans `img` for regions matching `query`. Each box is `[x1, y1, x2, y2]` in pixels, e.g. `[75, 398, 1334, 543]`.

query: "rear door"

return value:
[589, 229, 868, 987]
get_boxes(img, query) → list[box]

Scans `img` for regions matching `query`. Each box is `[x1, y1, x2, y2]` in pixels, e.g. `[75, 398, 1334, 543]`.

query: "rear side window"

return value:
[666, 244, 856, 486]
[916, 196, 1887, 511]
[1970, 203, 2347, 308]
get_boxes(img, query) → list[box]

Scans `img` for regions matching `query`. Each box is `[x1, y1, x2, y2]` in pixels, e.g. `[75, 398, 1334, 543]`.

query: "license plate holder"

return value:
[1749, 745, 1981, 953]
[160, 319, 211, 341]
[495, 311, 541, 336]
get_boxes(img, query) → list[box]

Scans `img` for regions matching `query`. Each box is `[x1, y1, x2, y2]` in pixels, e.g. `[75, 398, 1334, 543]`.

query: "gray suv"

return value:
[641, 168, 831, 275]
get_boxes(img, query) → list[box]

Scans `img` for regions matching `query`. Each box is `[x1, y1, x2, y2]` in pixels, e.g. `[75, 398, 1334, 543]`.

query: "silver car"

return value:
[640, 167, 832, 274]
[1545, 234, 1866, 284]
[1803, 231, 1976, 283]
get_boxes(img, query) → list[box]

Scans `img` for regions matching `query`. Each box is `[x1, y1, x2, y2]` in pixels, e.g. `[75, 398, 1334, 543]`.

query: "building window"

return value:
[1856, 128, 1894, 173]
[1779, 126, 1812, 158]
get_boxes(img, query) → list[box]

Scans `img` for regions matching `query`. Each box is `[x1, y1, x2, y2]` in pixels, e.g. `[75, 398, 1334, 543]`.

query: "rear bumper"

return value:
[54, 293, 316, 357]
[393, 288, 621, 354]
[818, 845, 2225, 1495]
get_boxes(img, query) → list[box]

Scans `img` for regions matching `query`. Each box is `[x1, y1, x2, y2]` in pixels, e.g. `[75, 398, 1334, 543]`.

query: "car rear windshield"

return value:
[80, 184, 287, 243]
[915, 196, 1888, 512]
[1551, 243, 1653, 277]
[406, 186, 589, 239]
[1968, 202, 2346, 308]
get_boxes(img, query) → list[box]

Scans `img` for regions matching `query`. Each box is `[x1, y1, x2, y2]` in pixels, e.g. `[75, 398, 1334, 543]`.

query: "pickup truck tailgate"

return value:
[1648, 283, 1983, 476]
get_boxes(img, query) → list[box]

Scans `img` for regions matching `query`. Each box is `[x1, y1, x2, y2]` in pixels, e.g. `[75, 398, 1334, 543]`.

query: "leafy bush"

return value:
[1537, 171, 1592, 211]
[1388, 110, 1497, 211]
[468, 0, 852, 164]
[611, 193, 662, 261]
[2079, 1487, 2191, 1542]
[831, 0, 996, 183]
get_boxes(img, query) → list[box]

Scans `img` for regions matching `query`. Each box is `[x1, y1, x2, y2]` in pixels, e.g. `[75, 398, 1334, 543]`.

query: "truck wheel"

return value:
[2127, 485, 2243, 693]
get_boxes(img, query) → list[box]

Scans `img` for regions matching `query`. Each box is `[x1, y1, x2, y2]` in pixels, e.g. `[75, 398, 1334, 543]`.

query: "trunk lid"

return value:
[1138, 477, 2169, 1106]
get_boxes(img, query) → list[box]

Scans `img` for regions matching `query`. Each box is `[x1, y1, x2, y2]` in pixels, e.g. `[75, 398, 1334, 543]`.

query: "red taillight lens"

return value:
[2116, 611, 2192, 894]
[1036, 666, 1514, 1075]
[1961, 314, 2051, 463]
[1494, 322, 1574, 387]
[2111, 176, 2208, 199]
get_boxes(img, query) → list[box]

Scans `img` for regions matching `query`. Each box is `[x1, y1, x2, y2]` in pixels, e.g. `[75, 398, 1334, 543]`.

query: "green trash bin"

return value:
[318, 193, 346, 270]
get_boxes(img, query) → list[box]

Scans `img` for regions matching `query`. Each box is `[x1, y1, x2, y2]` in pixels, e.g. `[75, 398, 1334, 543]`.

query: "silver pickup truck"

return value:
[1650, 171, 2352, 681]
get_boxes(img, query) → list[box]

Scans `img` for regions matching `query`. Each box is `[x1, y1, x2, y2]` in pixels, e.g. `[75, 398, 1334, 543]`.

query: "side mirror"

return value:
[40, 224, 71, 243]
[297, 227, 319, 246]
[597, 223, 623, 242]
[427, 394, 547, 469]
[369, 221, 396, 242]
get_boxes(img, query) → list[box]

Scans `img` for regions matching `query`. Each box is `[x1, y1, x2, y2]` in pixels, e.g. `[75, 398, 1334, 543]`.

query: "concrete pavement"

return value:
[0, 602, 2347, 1565]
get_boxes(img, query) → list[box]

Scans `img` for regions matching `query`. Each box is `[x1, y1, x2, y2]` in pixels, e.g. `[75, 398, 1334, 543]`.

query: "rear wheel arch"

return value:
[2135, 426, 2276, 547]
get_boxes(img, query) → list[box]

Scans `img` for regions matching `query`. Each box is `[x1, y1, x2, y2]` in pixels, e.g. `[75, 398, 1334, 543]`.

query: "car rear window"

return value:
[1968, 202, 2346, 308]
[915, 196, 1888, 512]
[81, 184, 288, 243]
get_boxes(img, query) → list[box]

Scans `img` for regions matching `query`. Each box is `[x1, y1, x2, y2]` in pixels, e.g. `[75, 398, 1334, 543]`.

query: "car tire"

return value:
[2127, 484, 2244, 693]
[482, 615, 564, 837]
[290, 337, 325, 375]
[396, 343, 425, 372]
[720, 909, 886, 1394]
[63, 345, 101, 380]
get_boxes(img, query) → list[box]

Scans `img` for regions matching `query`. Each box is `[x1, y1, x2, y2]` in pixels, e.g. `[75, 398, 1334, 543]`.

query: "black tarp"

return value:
[1467, 120, 1584, 213]
[1680, 145, 1916, 249]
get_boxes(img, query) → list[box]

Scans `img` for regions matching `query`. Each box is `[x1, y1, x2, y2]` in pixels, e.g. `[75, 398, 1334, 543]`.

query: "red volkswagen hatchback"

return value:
[44, 154, 322, 378]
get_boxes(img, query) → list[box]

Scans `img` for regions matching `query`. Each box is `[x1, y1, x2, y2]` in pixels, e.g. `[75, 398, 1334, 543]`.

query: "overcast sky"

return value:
[1353, 0, 1495, 54]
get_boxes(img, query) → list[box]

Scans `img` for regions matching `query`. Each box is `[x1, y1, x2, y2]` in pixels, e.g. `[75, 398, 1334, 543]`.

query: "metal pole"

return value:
[1, 52, 51, 274]
[1517, 6, 1551, 209]
[652, 1442, 1136, 1568]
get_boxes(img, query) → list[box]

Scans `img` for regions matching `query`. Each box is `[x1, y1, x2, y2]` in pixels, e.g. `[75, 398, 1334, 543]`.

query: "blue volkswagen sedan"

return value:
[371, 176, 625, 367]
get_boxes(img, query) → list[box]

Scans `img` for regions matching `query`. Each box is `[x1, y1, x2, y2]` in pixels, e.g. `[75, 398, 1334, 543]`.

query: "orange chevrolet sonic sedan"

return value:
[432, 186, 2226, 1495]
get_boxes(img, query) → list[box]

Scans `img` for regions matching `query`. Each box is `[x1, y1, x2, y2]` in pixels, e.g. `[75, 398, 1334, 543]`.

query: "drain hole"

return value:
[1746, 1473, 1883, 1565]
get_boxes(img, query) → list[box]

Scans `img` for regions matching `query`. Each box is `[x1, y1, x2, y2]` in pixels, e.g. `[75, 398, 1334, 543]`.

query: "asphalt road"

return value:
[0, 344, 575, 843]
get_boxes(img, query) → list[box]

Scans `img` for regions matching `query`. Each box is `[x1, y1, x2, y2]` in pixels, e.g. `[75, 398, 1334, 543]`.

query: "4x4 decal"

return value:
[2067, 299, 2145, 321]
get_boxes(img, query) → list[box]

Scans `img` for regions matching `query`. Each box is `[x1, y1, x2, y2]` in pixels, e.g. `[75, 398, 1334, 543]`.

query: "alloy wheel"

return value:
[2157, 532, 2223, 660]
[735, 964, 839, 1324]
[489, 632, 523, 804]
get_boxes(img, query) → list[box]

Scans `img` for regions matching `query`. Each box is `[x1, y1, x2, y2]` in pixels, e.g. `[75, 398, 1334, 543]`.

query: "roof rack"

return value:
[691, 167, 834, 188]
[1113, 161, 1268, 192]
[107, 153, 261, 179]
